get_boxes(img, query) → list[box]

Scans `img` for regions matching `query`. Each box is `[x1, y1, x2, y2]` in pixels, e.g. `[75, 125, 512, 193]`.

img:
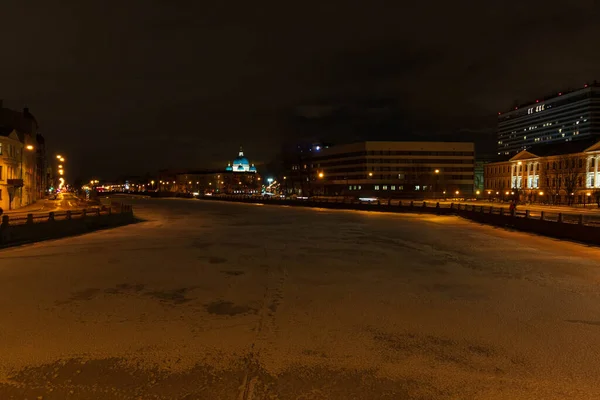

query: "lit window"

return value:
[382, 185, 388, 190]
[399, 185, 404, 190]
[374, 185, 380, 190]
[348, 186, 353, 190]
[391, 185, 396, 190]
[358, 185, 361, 190]
[415, 185, 421, 191]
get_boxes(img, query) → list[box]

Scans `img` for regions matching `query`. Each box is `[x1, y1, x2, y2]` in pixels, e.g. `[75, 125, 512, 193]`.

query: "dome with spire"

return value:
[226, 146, 255, 172]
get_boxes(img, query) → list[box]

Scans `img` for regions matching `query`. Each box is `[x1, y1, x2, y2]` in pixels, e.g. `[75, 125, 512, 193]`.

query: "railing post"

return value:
[27, 214, 33, 224]
[66, 210, 72, 220]
[2, 215, 9, 227]
[579, 214, 584, 225]
[422, 201, 427, 208]
[410, 201, 414, 208]
[500, 208, 504, 216]
[48, 212, 55, 222]
[82, 209, 87, 218]
[525, 210, 530, 218]
[436, 202, 440, 209]
[540, 211, 544, 221]
[450, 202, 454, 210]
[489, 206, 493, 214]
[558, 213, 563, 223]
[96, 208, 101, 216]
[480, 206, 484, 213]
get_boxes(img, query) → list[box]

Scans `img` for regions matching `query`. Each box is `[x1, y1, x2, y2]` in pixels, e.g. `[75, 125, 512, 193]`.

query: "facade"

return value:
[0, 104, 44, 211]
[174, 170, 261, 195]
[310, 141, 475, 198]
[280, 141, 330, 197]
[485, 137, 600, 204]
[497, 83, 600, 156]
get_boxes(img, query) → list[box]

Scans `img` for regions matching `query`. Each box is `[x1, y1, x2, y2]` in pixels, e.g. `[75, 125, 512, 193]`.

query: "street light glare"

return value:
[56, 155, 62, 159]
[26, 145, 34, 151]
[434, 169, 440, 174]
[318, 172, 324, 178]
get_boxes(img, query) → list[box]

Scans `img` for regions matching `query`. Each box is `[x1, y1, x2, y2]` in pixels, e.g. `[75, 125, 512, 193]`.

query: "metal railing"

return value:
[1, 204, 133, 227]
[203, 195, 600, 227]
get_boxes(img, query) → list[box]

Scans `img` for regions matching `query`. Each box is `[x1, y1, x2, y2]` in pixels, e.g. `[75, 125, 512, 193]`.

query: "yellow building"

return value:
[484, 137, 600, 205]
[0, 128, 37, 211]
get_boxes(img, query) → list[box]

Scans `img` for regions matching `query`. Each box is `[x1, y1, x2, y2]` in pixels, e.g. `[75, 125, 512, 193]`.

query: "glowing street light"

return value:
[455, 190, 459, 195]
[26, 145, 34, 151]
[434, 169, 440, 174]
[476, 190, 480, 195]
[318, 172, 324, 179]
[60, 157, 65, 162]
[368, 172, 373, 177]
[56, 155, 62, 159]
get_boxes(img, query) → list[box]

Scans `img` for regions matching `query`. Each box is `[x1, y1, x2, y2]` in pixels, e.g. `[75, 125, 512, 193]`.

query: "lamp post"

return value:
[19, 144, 35, 206]
[434, 169, 440, 199]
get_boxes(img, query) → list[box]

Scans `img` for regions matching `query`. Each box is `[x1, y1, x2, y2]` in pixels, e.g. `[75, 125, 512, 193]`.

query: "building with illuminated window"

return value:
[310, 141, 475, 198]
[0, 104, 43, 211]
[497, 82, 600, 156]
[485, 137, 600, 204]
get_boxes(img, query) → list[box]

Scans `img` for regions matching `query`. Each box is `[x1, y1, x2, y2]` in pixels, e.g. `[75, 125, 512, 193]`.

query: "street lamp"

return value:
[56, 155, 62, 159]
[434, 169, 440, 174]
[368, 172, 373, 177]
[318, 172, 324, 178]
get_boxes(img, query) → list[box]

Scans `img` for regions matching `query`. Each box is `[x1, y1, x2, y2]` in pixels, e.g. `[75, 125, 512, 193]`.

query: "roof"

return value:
[527, 136, 600, 157]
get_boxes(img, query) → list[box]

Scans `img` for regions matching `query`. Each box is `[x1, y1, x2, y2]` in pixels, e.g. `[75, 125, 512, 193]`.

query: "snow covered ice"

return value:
[1, 198, 600, 399]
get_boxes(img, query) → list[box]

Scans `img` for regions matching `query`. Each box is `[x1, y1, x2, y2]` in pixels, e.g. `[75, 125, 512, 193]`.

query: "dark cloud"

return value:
[0, 1, 598, 178]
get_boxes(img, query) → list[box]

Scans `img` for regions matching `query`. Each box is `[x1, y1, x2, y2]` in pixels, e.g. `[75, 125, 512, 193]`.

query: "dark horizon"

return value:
[2, 2, 598, 180]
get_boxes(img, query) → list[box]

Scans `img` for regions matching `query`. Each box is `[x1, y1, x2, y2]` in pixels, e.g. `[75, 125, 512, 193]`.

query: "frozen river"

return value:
[2, 198, 600, 399]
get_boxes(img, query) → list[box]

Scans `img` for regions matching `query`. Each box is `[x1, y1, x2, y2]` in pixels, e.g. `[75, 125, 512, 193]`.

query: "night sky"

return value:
[2, 2, 598, 180]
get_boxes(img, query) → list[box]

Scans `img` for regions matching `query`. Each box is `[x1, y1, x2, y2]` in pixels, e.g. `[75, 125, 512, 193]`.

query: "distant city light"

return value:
[318, 172, 324, 178]
[26, 145, 34, 150]
[267, 178, 274, 184]
[315, 146, 321, 151]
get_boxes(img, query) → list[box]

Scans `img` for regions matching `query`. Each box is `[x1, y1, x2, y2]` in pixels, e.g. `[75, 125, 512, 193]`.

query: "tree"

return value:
[546, 159, 563, 205]
[560, 155, 584, 206]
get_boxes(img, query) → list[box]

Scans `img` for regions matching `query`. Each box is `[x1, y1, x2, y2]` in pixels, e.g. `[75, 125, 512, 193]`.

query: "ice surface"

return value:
[1, 198, 600, 399]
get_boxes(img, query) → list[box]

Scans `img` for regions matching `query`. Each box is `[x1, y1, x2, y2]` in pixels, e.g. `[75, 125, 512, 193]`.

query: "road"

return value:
[1, 199, 600, 399]
[4, 192, 86, 216]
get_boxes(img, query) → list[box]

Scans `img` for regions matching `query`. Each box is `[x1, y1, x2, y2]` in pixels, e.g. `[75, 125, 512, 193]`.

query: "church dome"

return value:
[226, 146, 252, 172]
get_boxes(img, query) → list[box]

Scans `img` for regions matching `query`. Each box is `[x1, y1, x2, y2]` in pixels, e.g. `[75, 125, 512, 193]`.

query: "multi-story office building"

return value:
[485, 136, 600, 205]
[497, 83, 600, 156]
[311, 141, 475, 198]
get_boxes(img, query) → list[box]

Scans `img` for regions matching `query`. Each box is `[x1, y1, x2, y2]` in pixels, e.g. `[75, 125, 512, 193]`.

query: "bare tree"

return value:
[560, 155, 584, 206]
[546, 159, 563, 205]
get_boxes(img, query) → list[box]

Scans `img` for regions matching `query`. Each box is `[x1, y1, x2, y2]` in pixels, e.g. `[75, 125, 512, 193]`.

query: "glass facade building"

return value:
[497, 84, 600, 156]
